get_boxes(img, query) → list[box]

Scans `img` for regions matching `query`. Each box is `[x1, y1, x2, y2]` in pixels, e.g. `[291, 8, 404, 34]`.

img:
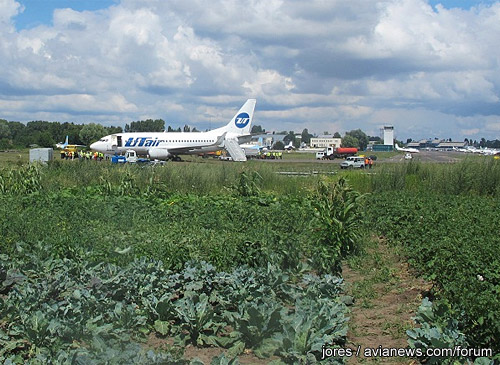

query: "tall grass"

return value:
[369, 157, 500, 196]
[4, 156, 498, 197]
[13, 159, 321, 196]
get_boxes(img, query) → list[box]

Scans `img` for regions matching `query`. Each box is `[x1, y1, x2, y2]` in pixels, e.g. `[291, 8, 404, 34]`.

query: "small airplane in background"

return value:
[284, 141, 295, 151]
[240, 137, 268, 155]
[55, 136, 86, 150]
[395, 143, 419, 153]
[453, 146, 500, 155]
[479, 147, 500, 155]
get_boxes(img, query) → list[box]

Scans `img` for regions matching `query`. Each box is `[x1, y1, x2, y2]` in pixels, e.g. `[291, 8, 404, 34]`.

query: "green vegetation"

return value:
[0, 120, 121, 149]
[0, 162, 360, 364]
[364, 159, 500, 363]
[368, 157, 500, 196]
[0, 150, 28, 165]
[366, 192, 500, 360]
[1, 158, 499, 363]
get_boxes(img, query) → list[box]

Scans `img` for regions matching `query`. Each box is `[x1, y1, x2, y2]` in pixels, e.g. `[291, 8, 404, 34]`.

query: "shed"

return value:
[29, 148, 53, 164]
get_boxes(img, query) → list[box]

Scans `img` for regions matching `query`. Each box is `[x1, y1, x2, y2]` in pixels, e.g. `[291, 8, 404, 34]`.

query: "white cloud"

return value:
[0, 0, 500, 140]
[0, 0, 23, 28]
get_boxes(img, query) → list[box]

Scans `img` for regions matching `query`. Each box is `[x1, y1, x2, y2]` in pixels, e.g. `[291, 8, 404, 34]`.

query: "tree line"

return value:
[1, 118, 498, 151]
[0, 120, 122, 149]
[0, 119, 201, 150]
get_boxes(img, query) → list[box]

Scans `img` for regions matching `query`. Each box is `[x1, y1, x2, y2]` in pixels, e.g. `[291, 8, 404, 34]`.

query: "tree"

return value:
[36, 131, 55, 147]
[490, 139, 500, 148]
[283, 131, 296, 144]
[273, 141, 285, 150]
[6, 121, 26, 145]
[333, 132, 341, 138]
[301, 128, 312, 145]
[79, 123, 107, 147]
[251, 125, 265, 134]
[345, 129, 369, 150]
[183, 125, 191, 132]
[0, 120, 10, 139]
[125, 119, 164, 132]
[106, 126, 123, 135]
[0, 120, 11, 149]
[341, 135, 359, 148]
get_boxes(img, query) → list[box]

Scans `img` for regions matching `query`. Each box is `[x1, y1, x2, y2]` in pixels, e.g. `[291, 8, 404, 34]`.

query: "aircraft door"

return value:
[110, 135, 122, 151]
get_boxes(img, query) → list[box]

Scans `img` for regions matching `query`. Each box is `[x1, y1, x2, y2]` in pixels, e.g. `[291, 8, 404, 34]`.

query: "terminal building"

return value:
[407, 139, 467, 150]
[309, 136, 342, 148]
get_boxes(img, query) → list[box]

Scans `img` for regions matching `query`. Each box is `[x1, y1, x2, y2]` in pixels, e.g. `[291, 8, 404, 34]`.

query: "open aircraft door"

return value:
[110, 135, 122, 151]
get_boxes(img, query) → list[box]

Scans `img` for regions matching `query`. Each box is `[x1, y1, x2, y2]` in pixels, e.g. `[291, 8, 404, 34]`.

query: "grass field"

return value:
[1, 152, 499, 363]
[0, 150, 27, 165]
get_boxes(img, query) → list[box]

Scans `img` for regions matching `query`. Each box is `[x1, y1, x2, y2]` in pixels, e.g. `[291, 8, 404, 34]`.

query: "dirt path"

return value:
[342, 237, 431, 364]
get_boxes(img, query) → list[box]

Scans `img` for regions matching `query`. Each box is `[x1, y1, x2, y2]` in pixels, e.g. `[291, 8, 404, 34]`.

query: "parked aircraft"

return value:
[452, 147, 470, 153]
[240, 137, 268, 156]
[284, 141, 295, 151]
[55, 136, 86, 150]
[453, 146, 500, 155]
[90, 99, 256, 161]
[479, 147, 500, 155]
[395, 143, 419, 153]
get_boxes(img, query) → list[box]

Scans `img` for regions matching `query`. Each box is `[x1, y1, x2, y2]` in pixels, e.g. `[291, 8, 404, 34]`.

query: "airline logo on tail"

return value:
[235, 113, 250, 128]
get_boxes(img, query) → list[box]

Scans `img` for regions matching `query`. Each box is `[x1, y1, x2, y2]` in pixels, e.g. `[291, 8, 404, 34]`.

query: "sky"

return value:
[1, 0, 500, 141]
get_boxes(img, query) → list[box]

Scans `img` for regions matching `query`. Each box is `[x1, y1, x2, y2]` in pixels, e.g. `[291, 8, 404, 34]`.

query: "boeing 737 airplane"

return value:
[90, 99, 256, 161]
[395, 143, 419, 153]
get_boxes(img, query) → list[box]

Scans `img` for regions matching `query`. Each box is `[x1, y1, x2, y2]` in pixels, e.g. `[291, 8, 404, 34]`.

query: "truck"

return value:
[316, 147, 358, 160]
[111, 150, 150, 164]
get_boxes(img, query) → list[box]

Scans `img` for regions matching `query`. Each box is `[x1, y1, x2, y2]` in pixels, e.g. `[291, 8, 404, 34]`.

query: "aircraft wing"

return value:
[157, 133, 227, 154]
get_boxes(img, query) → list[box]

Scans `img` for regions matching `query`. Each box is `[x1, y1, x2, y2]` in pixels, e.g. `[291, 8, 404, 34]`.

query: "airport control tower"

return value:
[383, 125, 394, 146]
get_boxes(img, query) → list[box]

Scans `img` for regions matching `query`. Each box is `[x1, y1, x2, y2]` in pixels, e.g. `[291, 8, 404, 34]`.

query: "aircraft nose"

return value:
[90, 141, 99, 151]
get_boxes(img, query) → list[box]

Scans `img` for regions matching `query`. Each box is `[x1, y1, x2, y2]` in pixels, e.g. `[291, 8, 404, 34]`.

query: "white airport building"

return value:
[310, 136, 342, 148]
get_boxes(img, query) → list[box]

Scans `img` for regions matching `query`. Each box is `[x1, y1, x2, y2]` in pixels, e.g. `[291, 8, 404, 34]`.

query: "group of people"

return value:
[256, 151, 283, 159]
[364, 156, 374, 168]
[60, 150, 105, 161]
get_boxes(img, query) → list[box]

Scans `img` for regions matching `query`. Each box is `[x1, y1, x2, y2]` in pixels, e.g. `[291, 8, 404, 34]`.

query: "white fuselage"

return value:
[90, 131, 225, 156]
[90, 99, 257, 160]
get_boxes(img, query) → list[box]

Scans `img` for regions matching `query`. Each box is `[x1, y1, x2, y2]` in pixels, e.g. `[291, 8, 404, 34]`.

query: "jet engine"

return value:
[148, 148, 171, 160]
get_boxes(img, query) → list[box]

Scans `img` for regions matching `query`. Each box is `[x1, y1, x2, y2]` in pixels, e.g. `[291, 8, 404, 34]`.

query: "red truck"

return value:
[316, 147, 358, 160]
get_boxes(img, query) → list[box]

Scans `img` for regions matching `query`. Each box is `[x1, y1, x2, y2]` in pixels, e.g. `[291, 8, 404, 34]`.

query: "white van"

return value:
[340, 156, 366, 169]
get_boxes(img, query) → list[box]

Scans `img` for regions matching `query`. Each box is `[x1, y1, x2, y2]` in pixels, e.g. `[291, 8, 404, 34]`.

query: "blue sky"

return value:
[14, 0, 116, 29]
[429, 0, 497, 9]
[13, 0, 496, 30]
[2, 0, 500, 140]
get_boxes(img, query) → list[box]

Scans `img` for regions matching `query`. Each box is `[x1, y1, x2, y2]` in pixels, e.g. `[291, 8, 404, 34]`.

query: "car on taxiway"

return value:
[340, 156, 366, 169]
